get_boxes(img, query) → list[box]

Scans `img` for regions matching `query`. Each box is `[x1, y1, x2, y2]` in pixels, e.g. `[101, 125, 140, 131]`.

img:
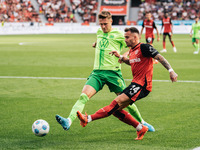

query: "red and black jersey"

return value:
[162, 17, 172, 33]
[128, 43, 159, 92]
[142, 19, 157, 38]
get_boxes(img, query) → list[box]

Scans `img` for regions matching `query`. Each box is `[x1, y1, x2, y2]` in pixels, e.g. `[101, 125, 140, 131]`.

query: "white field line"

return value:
[0, 76, 200, 83]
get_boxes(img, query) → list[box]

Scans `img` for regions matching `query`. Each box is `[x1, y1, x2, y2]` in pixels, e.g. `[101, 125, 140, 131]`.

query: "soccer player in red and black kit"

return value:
[77, 27, 178, 140]
[160, 13, 177, 53]
[140, 12, 160, 45]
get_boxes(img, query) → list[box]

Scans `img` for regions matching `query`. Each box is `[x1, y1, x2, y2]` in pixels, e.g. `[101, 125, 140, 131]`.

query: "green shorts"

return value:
[85, 70, 126, 93]
[192, 37, 200, 43]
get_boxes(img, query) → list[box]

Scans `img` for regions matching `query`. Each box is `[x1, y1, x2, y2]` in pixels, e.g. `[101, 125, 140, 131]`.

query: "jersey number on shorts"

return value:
[129, 85, 140, 96]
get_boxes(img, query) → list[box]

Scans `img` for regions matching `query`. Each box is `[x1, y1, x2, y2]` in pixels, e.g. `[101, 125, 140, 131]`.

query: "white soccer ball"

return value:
[32, 119, 50, 137]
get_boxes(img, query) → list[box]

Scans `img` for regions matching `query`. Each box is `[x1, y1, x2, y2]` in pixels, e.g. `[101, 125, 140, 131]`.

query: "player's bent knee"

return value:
[79, 93, 89, 104]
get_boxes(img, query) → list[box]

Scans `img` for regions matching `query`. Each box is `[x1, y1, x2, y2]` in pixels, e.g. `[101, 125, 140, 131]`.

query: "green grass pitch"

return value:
[0, 34, 200, 150]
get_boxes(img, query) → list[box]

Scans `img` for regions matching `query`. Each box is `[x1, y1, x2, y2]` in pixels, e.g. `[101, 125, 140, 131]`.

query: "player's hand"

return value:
[118, 59, 123, 63]
[157, 37, 160, 42]
[170, 71, 178, 82]
[92, 42, 96, 48]
[139, 34, 142, 39]
[190, 34, 192, 37]
[109, 51, 120, 58]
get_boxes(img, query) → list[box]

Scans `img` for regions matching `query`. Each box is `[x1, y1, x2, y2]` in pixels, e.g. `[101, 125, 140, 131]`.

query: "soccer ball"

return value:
[32, 119, 50, 137]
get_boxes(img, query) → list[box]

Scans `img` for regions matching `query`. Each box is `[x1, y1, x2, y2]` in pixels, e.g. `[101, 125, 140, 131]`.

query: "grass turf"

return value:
[0, 34, 199, 150]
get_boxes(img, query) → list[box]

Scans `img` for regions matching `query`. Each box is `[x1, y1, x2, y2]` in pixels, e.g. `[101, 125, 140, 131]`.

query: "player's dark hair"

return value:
[98, 11, 112, 19]
[124, 27, 139, 34]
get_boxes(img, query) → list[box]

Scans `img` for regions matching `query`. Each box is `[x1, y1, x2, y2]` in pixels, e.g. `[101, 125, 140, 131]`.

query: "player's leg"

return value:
[161, 34, 167, 53]
[108, 71, 154, 131]
[77, 84, 149, 140]
[194, 39, 199, 54]
[56, 71, 103, 130]
[105, 71, 147, 126]
[192, 38, 198, 54]
[169, 33, 177, 52]
[113, 109, 148, 140]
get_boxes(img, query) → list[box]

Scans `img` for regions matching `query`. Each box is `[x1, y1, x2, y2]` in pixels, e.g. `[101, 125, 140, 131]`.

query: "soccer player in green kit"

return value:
[190, 16, 200, 54]
[56, 11, 155, 132]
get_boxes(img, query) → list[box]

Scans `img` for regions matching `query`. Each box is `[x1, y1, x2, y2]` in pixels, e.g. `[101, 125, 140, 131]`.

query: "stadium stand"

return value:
[0, 0, 40, 22]
[0, 0, 200, 24]
[138, 0, 200, 21]
[37, 0, 76, 23]
[70, 0, 98, 23]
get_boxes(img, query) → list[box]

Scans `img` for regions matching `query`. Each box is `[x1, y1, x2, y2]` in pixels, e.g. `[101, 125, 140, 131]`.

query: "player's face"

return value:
[124, 31, 138, 47]
[146, 13, 151, 20]
[195, 17, 199, 22]
[99, 18, 112, 33]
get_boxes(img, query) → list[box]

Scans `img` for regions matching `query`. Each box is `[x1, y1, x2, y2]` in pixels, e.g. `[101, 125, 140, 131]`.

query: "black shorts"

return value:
[122, 82, 150, 104]
[146, 37, 154, 44]
[163, 32, 172, 37]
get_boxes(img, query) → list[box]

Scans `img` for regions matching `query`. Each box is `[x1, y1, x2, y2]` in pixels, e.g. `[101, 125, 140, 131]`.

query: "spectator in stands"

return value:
[0, 0, 40, 22]
[138, 1, 200, 21]
[37, 0, 76, 23]
[71, 0, 98, 23]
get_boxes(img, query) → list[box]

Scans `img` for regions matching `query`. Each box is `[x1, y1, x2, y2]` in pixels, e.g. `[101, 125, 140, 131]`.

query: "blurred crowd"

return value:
[70, 0, 98, 23]
[0, 0, 40, 22]
[37, 0, 76, 23]
[1, 0, 200, 23]
[138, 0, 200, 21]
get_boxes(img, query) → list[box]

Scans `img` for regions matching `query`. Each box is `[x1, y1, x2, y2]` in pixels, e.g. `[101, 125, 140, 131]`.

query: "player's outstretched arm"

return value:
[109, 51, 130, 65]
[154, 54, 178, 82]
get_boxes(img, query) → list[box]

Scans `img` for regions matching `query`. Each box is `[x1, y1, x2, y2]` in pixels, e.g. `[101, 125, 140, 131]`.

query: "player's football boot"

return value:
[143, 122, 155, 132]
[135, 125, 148, 140]
[77, 111, 88, 127]
[193, 51, 199, 54]
[55, 115, 70, 130]
[160, 49, 167, 53]
[173, 47, 177, 53]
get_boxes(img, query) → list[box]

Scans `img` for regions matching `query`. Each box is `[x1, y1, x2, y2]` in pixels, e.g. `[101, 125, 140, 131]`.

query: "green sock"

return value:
[68, 93, 89, 123]
[197, 43, 199, 52]
[126, 103, 143, 123]
[193, 43, 197, 50]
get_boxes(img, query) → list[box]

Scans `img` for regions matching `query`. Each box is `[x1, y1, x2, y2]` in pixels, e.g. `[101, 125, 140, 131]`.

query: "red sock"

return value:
[171, 41, 175, 47]
[163, 41, 166, 49]
[113, 110, 139, 128]
[91, 100, 119, 121]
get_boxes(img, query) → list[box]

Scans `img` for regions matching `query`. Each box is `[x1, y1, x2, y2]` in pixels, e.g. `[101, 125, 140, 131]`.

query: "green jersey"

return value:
[192, 22, 200, 38]
[93, 28, 126, 70]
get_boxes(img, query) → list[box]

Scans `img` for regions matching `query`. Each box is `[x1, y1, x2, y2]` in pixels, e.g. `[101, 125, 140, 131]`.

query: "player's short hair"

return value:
[124, 27, 139, 34]
[98, 11, 112, 19]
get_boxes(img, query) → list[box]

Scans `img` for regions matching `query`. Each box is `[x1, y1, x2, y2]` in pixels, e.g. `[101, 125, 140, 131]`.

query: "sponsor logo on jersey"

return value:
[98, 38, 109, 49]
[129, 57, 141, 63]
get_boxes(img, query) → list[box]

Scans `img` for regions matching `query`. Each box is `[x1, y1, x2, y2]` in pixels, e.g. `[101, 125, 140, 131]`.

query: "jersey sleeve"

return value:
[140, 43, 159, 58]
[115, 31, 127, 49]
[153, 22, 157, 29]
